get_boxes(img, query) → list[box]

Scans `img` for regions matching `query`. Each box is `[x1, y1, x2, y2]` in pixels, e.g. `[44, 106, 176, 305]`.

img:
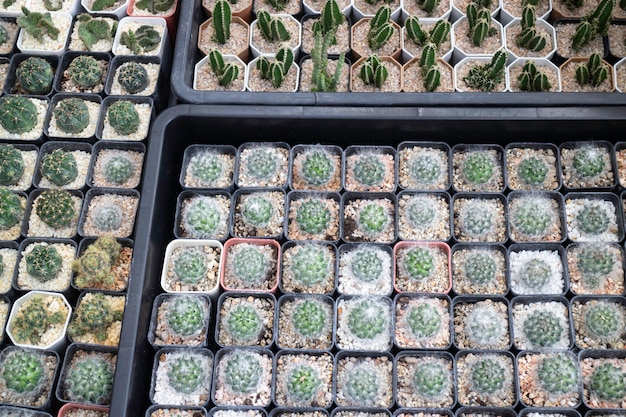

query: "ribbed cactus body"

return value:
[54, 98, 90, 134]
[16, 57, 54, 95]
[0, 96, 38, 134]
[0, 188, 22, 230]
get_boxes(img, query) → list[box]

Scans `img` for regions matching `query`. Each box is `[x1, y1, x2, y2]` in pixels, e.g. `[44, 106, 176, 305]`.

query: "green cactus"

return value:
[470, 357, 506, 394]
[232, 245, 270, 284]
[0, 24, 7, 45]
[107, 100, 140, 136]
[584, 301, 623, 341]
[120, 25, 162, 54]
[104, 156, 134, 185]
[462, 49, 508, 92]
[93, 204, 123, 232]
[287, 364, 321, 401]
[410, 154, 441, 185]
[312, 0, 344, 36]
[354, 154, 385, 186]
[15, 57, 54, 95]
[300, 150, 334, 186]
[288, 244, 332, 286]
[464, 252, 496, 284]
[572, 0, 614, 51]
[167, 355, 205, 394]
[0, 144, 25, 186]
[241, 194, 274, 228]
[511, 197, 553, 237]
[256, 10, 290, 41]
[1, 349, 45, 393]
[462, 151, 495, 184]
[243, 148, 278, 180]
[404, 16, 450, 48]
[35, 189, 76, 229]
[359, 54, 388, 88]
[537, 355, 579, 394]
[422, 62, 442, 92]
[10, 295, 66, 344]
[67, 55, 103, 90]
[167, 296, 206, 337]
[346, 299, 386, 339]
[0, 188, 22, 230]
[72, 236, 122, 289]
[465, 3, 497, 47]
[17, 7, 59, 42]
[91, 0, 118, 11]
[575, 53, 610, 88]
[406, 303, 441, 338]
[256, 45, 294, 89]
[292, 299, 328, 337]
[213, 0, 232, 44]
[173, 248, 207, 284]
[226, 303, 263, 342]
[466, 303, 505, 346]
[413, 361, 449, 398]
[590, 363, 626, 401]
[401, 247, 434, 280]
[66, 355, 115, 404]
[135, 0, 175, 13]
[521, 258, 552, 289]
[295, 198, 331, 235]
[77, 14, 117, 51]
[368, 6, 394, 50]
[54, 98, 90, 134]
[523, 309, 564, 347]
[25, 244, 62, 280]
[577, 246, 614, 289]
[350, 248, 383, 282]
[40, 148, 78, 187]
[517, 61, 552, 92]
[346, 367, 379, 402]
[222, 350, 263, 394]
[406, 196, 436, 228]
[576, 202, 610, 235]
[461, 202, 494, 236]
[188, 149, 223, 184]
[182, 197, 224, 238]
[562, 0, 583, 10]
[309, 27, 346, 92]
[68, 293, 123, 342]
[208, 50, 240, 88]
[358, 201, 390, 234]
[0, 96, 38, 134]
[573, 146, 605, 178]
[417, 0, 441, 14]
[518, 155, 549, 184]
[515, 5, 548, 52]
[117, 62, 149, 94]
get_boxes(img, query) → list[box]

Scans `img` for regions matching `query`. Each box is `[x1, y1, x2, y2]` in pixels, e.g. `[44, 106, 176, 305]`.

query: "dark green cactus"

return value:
[470, 357, 506, 394]
[347, 298, 386, 339]
[35, 189, 76, 229]
[77, 14, 117, 51]
[0, 144, 24, 186]
[350, 248, 383, 282]
[256, 45, 294, 89]
[104, 155, 134, 185]
[406, 303, 441, 337]
[213, 0, 231, 44]
[466, 3, 497, 47]
[68, 292, 123, 342]
[67, 55, 103, 90]
[312, 0, 344, 35]
[288, 244, 332, 286]
[10, 295, 66, 344]
[287, 364, 321, 401]
[590, 363, 626, 401]
[515, 4, 547, 52]
[299, 150, 334, 186]
[0, 188, 21, 229]
[359, 54, 389, 88]
[208, 50, 240, 88]
[419, 42, 436, 68]
[25, 244, 62, 280]
[91, 0, 118, 11]
[222, 350, 263, 394]
[66, 355, 115, 404]
[517, 61, 552, 92]
[120, 25, 162, 54]
[462, 49, 507, 91]
[40, 148, 78, 186]
[405, 15, 427, 45]
[572, 146, 605, 178]
[135, 0, 175, 13]
[53, 99, 90, 134]
[295, 198, 331, 234]
[257, 10, 290, 41]
[107, 100, 140, 136]
[575, 53, 610, 88]
[584, 301, 623, 341]
[167, 296, 206, 337]
[576, 201, 610, 235]
[538, 355, 579, 394]
[367, 6, 394, 50]
[167, 354, 205, 394]
[413, 361, 449, 398]
[417, 0, 440, 14]
[1, 349, 45, 393]
[117, 62, 149, 94]
[462, 151, 495, 184]
[0, 24, 7, 46]
[15, 57, 54, 95]
[17, 7, 59, 42]
[523, 309, 564, 347]
[572, 0, 615, 51]
[511, 197, 553, 237]
[0, 96, 38, 134]
[358, 201, 390, 234]
[292, 299, 328, 337]
[226, 303, 263, 342]
[422, 60, 442, 92]
[464, 252, 496, 284]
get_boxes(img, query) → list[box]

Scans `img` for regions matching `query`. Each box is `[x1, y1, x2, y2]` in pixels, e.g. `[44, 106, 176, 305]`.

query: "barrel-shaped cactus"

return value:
[67, 55, 103, 90]
[16, 57, 54, 95]
[107, 100, 140, 136]
[0, 96, 38, 134]
[53, 98, 90, 134]
[117, 62, 149, 94]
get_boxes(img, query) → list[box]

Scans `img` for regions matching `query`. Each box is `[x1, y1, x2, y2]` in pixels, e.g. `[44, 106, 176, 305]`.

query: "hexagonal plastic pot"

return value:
[197, 16, 250, 61]
[193, 53, 248, 92]
[503, 18, 556, 61]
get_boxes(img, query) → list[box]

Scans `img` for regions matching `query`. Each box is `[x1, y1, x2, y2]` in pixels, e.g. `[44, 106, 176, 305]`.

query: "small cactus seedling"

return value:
[167, 354, 206, 394]
[291, 298, 329, 338]
[359, 54, 389, 88]
[584, 301, 624, 342]
[166, 296, 206, 337]
[120, 25, 162, 54]
[358, 201, 391, 236]
[10, 295, 66, 344]
[225, 303, 263, 343]
[66, 55, 103, 90]
[0, 349, 45, 394]
[77, 14, 117, 51]
[243, 148, 279, 181]
[517, 60, 552, 92]
[310, 10, 346, 93]
[522, 309, 565, 348]
[256, 10, 291, 42]
[294, 198, 331, 235]
[173, 248, 207, 284]
[212, 0, 232, 44]
[188, 150, 224, 185]
[510, 197, 554, 238]
[0, 188, 22, 230]
[368, 6, 395, 50]
[345, 366, 379, 402]
[135, 0, 175, 14]
[518, 155, 549, 185]
[241, 194, 274, 228]
[312, 0, 344, 36]
[537, 355, 579, 394]
[590, 362, 626, 401]
[406, 303, 441, 338]
[462, 151, 495, 185]
[462, 49, 508, 92]
[286, 364, 322, 402]
[520, 258, 553, 289]
[299, 150, 335, 186]
[15, 57, 54, 95]
[231, 245, 271, 284]
[35, 189, 76, 229]
[572, 0, 614, 51]
[464, 302, 506, 347]
[412, 361, 449, 398]
[401, 247, 434, 281]
[459, 201, 495, 237]
[40, 148, 78, 186]
[103, 155, 134, 185]
[349, 248, 383, 282]
[68, 292, 123, 343]
[207, 50, 240, 88]
[410, 153, 442, 185]
[0, 144, 25, 186]
[0, 96, 38, 134]
[107, 101, 140, 136]
[465, 2, 497, 47]
[72, 236, 122, 289]
[353, 153, 385, 186]
[346, 298, 387, 339]
[288, 245, 333, 287]
[256, 45, 294, 89]
[25, 244, 62, 281]
[0, 24, 7, 46]
[470, 357, 506, 394]
[92, 203, 123, 232]
[53, 98, 90, 134]
[577, 245, 615, 289]
[576, 202, 610, 236]
[17, 7, 59, 42]
[117, 62, 149, 94]
[65, 355, 115, 404]
[514, 4, 548, 52]
[464, 252, 496, 284]
[572, 146, 605, 178]
[222, 350, 263, 394]
[182, 197, 224, 238]
[575, 53, 610, 88]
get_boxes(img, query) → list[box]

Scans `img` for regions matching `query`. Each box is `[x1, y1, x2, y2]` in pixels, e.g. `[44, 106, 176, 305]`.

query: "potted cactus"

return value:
[566, 243, 625, 295]
[246, 46, 301, 92]
[334, 351, 394, 408]
[273, 350, 333, 407]
[453, 297, 510, 350]
[508, 244, 566, 295]
[395, 351, 455, 408]
[67, 291, 125, 347]
[342, 192, 397, 244]
[194, 50, 247, 91]
[580, 350, 626, 409]
[276, 294, 334, 350]
[350, 6, 401, 60]
[455, 49, 508, 92]
[505, 143, 561, 191]
[397, 141, 450, 190]
[503, 4, 556, 60]
[99, 97, 153, 141]
[216, 292, 276, 347]
[89, 141, 145, 189]
[148, 293, 211, 348]
[0, 20, 19, 54]
[402, 16, 452, 62]
[16, 239, 76, 292]
[16, 7, 72, 55]
[393, 241, 451, 294]
[345, 145, 396, 193]
[564, 193, 622, 243]
[335, 295, 393, 351]
[26, 189, 83, 238]
[571, 296, 626, 350]
[300, 0, 350, 56]
[198, 1, 250, 60]
[507, 58, 561, 92]
[35, 142, 91, 189]
[338, 243, 392, 296]
[108, 56, 161, 96]
[127, 0, 179, 37]
[0, 143, 38, 191]
[452, 244, 507, 295]
[280, 241, 336, 295]
[394, 293, 451, 349]
[511, 296, 572, 351]
[236, 142, 290, 188]
[452, 193, 507, 243]
[0, 243, 18, 294]
[249, 11, 301, 57]
[350, 54, 403, 92]
[232, 188, 286, 239]
[452, 145, 504, 193]
[46, 95, 102, 139]
[507, 192, 565, 243]
[452, 2, 504, 58]
[560, 53, 615, 92]
[72, 236, 133, 292]
[9, 55, 56, 95]
[220, 238, 280, 292]
[180, 145, 235, 189]
[78, 188, 140, 238]
[112, 17, 167, 57]
[68, 13, 118, 52]
[286, 191, 340, 242]
[0, 188, 26, 241]
[560, 141, 615, 190]
[290, 144, 343, 191]
[81, 0, 128, 17]
[455, 351, 516, 407]
[396, 192, 451, 241]
[0, 95, 48, 140]
[555, 0, 613, 59]
[160, 239, 222, 295]
[57, 54, 109, 94]
[176, 191, 231, 241]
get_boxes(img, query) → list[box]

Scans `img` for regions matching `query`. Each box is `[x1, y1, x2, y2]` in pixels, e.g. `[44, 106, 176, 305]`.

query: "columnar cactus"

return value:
[517, 61, 552, 92]
[584, 301, 623, 342]
[0, 96, 38, 134]
[404, 16, 450, 49]
[257, 10, 290, 41]
[289, 245, 332, 286]
[66, 355, 115, 404]
[346, 299, 386, 339]
[310, 15, 346, 92]
[222, 350, 263, 394]
[25, 244, 62, 280]
[295, 198, 331, 234]
[518, 155, 549, 185]
[590, 363, 626, 401]
[0, 188, 22, 230]
[465, 2, 497, 46]
[413, 362, 449, 398]
[104, 155, 134, 185]
[117, 62, 149, 94]
[167, 296, 206, 337]
[0, 144, 24, 186]
[572, 0, 614, 51]
[167, 355, 205, 394]
[1, 349, 45, 393]
[510, 197, 553, 238]
[287, 364, 321, 401]
[17, 7, 59, 42]
[575, 53, 610, 88]
[208, 50, 240, 88]
[464, 252, 496, 284]
[173, 248, 208, 284]
[292, 299, 328, 337]
[417, 0, 441, 14]
[213, 0, 232, 44]
[576, 202, 609, 235]
[256, 45, 294, 89]
[368, 6, 394, 50]
[10, 295, 66, 344]
[523, 309, 565, 347]
[537, 355, 579, 394]
[182, 197, 224, 238]
[54, 99, 90, 134]
[225, 303, 263, 343]
[77, 14, 117, 51]
[16, 57, 54, 95]
[40, 148, 78, 187]
[515, 4, 548, 52]
[462, 49, 508, 92]
[350, 248, 383, 282]
[107, 100, 140, 136]
[360, 54, 389, 88]
[68, 293, 123, 342]
[401, 247, 434, 280]
[67, 55, 103, 90]
[35, 189, 76, 229]
[406, 303, 441, 338]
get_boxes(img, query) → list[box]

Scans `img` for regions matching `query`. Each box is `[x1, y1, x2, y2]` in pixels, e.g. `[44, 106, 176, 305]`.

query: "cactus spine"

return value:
[117, 62, 149, 94]
[0, 188, 22, 230]
[0, 144, 24, 186]
[107, 100, 140, 136]
[359, 54, 388, 88]
[67, 55, 103, 90]
[288, 244, 332, 286]
[572, 0, 615, 51]
[213, 0, 231, 44]
[310, 0, 346, 92]
[53, 98, 90, 134]
[256, 44, 294, 88]
[0, 96, 38, 134]
[575, 53, 610, 88]
[462, 49, 507, 91]
[16, 57, 54, 95]
[35, 189, 76, 229]
[515, 4, 548, 52]
[40, 148, 78, 186]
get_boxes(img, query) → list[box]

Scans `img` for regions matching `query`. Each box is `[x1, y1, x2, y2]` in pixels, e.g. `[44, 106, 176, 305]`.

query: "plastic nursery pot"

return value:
[566, 242, 625, 296]
[0, 95, 48, 141]
[342, 192, 397, 244]
[344, 145, 397, 193]
[179, 144, 237, 190]
[87, 141, 146, 189]
[349, 55, 403, 92]
[337, 243, 392, 296]
[349, 18, 402, 62]
[352, 0, 401, 19]
[45, 94, 102, 139]
[393, 293, 452, 350]
[506, 191, 566, 244]
[571, 295, 626, 350]
[452, 295, 512, 351]
[553, 18, 609, 61]
[395, 409, 453, 417]
[450, 0, 501, 20]
[563, 192, 625, 243]
[507, 243, 568, 296]
[452, 193, 508, 243]
[297, 54, 350, 93]
[113, 17, 170, 58]
[246, 56, 301, 92]
[506, 58, 562, 92]
[503, 18, 557, 61]
[0, 143, 38, 191]
[53, 52, 111, 95]
[77, 187, 140, 238]
[302, 0, 351, 15]
[510, 294, 573, 351]
[97, 96, 154, 141]
[579, 349, 626, 409]
[33, 141, 92, 190]
[504, 142, 562, 191]
[402, 58, 456, 93]
[81, 0, 128, 17]
[146, 405, 207, 417]
[248, 14, 301, 58]
[193, 53, 248, 92]
[67, 290, 126, 347]
[0, 406, 53, 416]
[395, 191, 452, 241]
[147, 293, 212, 349]
[400, 0, 452, 21]
[4, 53, 59, 96]
[559, 140, 617, 191]
[334, 351, 395, 408]
[215, 291, 276, 348]
[615, 57, 626, 93]
[393, 241, 452, 294]
[455, 407, 517, 417]
[285, 190, 341, 243]
[127, 0, 179, 42]
[289, 144, 344, 192]
[105, 55, 162, 98]
[22, 189, 84, 239]
[14, 238, 77, 293]
[394, 350, 456, 409]
[149, 346, 214, 407]
[271, 408, 326, 417]
[450, 243, 508, 296]
[71, 236, 133, 292]
[160, 238, 223, 297]
[396, 141, 451, 191]
[235, 142, 291, 189]
[615, 141, 626, 187]
[451, 144, 505, 193]
[520, 410, 580, 417]
[275, 293, 335, 351]
[272, 350, 334, 408]
[6, 290, 72, 351]
[335, 294, 394, 351]
[16, 12, 72, 56]
[67, 13, 119, 53]
[231, 187, 286, 239]
[0, 242, 18, 295]
[499, 0, 552, 23]
[451, 17, 505, 62]
[58, 403, 110, 416]
[174, 190, 232, 242]
[559, 56, 615, 93]
[454, 56, 511, 92]
[198, 16, 250, 62]
[279, 241, 338, 296]
[0, 19, 20, 56]
[220, 237, 281, 293]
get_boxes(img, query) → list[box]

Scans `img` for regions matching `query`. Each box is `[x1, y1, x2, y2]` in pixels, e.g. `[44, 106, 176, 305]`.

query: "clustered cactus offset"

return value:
[359, 54, 388, 88]
[572, 0, 614, 51]
[465, 1, 497, 47]
[68, 292, 123, 342]
[575, 53, 610, 88]
[120, 25, 162, 54]
[309, 0, 346, 92]
[463, 49, 508, 92]
[256, 45, 294, 89]
[368, 6, 395, 50]
[517, 60, 552, 92]
[10, 295, 66, 345]
[208, 49, 240, 88]
[72, 236, 122, 289]
[257, 10, 291, 42]
[515, 4, 548, 52]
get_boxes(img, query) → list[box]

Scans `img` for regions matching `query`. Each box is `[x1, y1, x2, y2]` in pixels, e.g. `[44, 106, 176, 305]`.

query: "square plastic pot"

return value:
[504, 142, 562, 190]
[452, 192, 508, 243]
[14, 237, 77, 293]
[23, 188, 83, 239]
[563, 192, 624, 243]
[231, 187, 286, 240]
[337, 242, 392, 296]
[559, 140, 616, 191]
[335, 294, 393, 351]
[451, 243, 508, 296]
[341, 192, 397, 244]
[33, 141, 92, 189]
[44, 94, 102, 140]
[53, 52, 110, 95]
[289, 144, 344, 192]
[215, 291, 276, 349]
[174, 190, 232, 241]
[510, 294, 573, 351]
[87, 140, 146, 189]
[97, 96, 154, 141]
[333, 351, 394, 408]
[279, 241, 337, 296]
[452, 295, 512, 351]
[113, 17, 170, 59]
[105, 55, 167, 111]
[275, 293, 335, 351]
[393, 240, 451, 294]
[506, 191, 566, 244]
[220, 237, 281, 293]
[235, 141, 290, 189]
[451, 144, 505, 193]
[284, 190, 341, 243]
[579, 349, 626, 409]
[4, 53, 58, 96]
[77, 187, 140, 238]
[179, 144, 236, 191]
[16, 12, 72, 56]
[571, 295, 626, 351]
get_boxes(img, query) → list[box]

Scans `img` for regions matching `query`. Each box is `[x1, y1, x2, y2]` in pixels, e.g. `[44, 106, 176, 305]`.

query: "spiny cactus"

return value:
[515, 4, 548, 52]
[167, 296, 206, 337]
[309, 0, 346, 92]
[66, 355, 115, 404]
[462, 49, 508, 92]
[0, 144, 24, 186]
[256, 10, 290, 41]
[287, 364, 321, 401]
[77, 14, 117, 51]
[25, 244, 62, 280]
[518, 156, 549, 185]
[0, 188, 22, 230]
[17, 7, 59, 42]
[1, 349, 45, 393]
[577, 245, 614, 288]
[517, 60, 552, 92]
[464, 252, 496, 284]
[360, 54, 389, 88]
[104, 155, 134, 185]
[117, 62, 149, 94]
[72, 236, 122, 289]
[289, 244, 332, 286]
[0, 24, 7, 45]
[401, 247, 434, 280]
[353, 153, 385, 186]
[241, 194, 274, 228]
[460, 201, 495, 236]
[295, 198, 331, 235]
[135, 0, 175, 13]
[576, 202, 610, 235]
[208, 50, 240, 88]
[413, 361, 449, 398]
[120, 25, 162, 54]
[231, 245, 270, 284]
[572, 146, 605, 178]
[292, 299, 328, 337]
[537, 355, 579, 394]
[346, 299, 386, 339]
[256, 45, 294, 88]
[0, 96, 38, 134]
[368, 6, 395, 50]
[406, 303, 441, 338]
[54, 98, 90, 134]
[167, 355, 205, 394]
[470, 357, 506, 394]
[222, 350, 263, 394]
[410, 153, 441, 185]
[243, 148, 278, 180]
[575, 53, 610, 88]
[183, 197, 224, 238]
[92, 203, 123, 232]
[313, 0, 344, 35]
[346, 366, 379, 402]
[416, 0, 441, 14]
[590, 362, 626, 401]
[462, 151, 495, 184]
[107, 100, 140, 136]
[466, 303, 505, 346]
[15, 57, 54, 95]
[67, 55, 103, 90]
[40, 148, 78, 186]
[465, 2, 497, 47]
[188, 149, 224, 184]
[584, 301, 623, 341]
[510, 197, 553, 237]
[173, 248, 207, 284]
[299, 150, 334, 186]
[225, 303, 263, 342]
[212, 0, 231, 44]
[68, 293, 123, 342]
[521, 258, 552, 289]
[350, 248, 383, 282]
[572, 0, 614, 51]
[523, 309, 564, 347]
[10, 295, 66, 344]
[35, 189, 76, 229]
[358, 201, 390, 235]
[405, 16, 450, 48]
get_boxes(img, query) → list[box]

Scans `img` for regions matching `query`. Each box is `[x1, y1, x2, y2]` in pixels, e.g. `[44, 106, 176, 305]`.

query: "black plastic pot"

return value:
[54, 52, 111, 96]
[105, 55, 168, 112]
[504, 142, 562, 191]
[563, 192, 625, 243]
[179, 144, 237, 191]
[230, 187, 286, 240]
[235, 142, 291, 189]
[4, 53, 59, 96]
[507, 243, 568, 296]
[71, 236, 133, 292]
[341, 192, 397, 244]
[559, 141, 617, 191]
[333, 351, 395, 408]
[0, 143, 38, 191]
[285, 190, 341, 243]
[451, 193, 508, 244]
[506, 191, 566, 244]
[335, 294, 394, 351]
[566, 242, 626, 296]
[337, 242, 392, 296]
[97, 95, 155, 142]
[22, 188, 83, 239]
[451, 144, 506, 193]
[289, 144, 344, 192]
[570, 295, 626, 351]
[87, 141, 146, 189]
[215, 291, 276, 349]
[77, 187, 140, 238]
[44, 93, 102, 140]
[579, 349, 626, 409]
[450, 243, 508, 296]
[14, 237, 77, 293]
[396, 190, 452, 242]
[393, 293, 452, 350]
[279, 241, 338, 295]
[510, 294, 573, 351]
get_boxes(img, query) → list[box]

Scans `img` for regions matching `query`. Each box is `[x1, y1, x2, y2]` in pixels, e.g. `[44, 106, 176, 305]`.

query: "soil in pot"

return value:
[343, 196, 396, 243]
[68, 292, 125, 346]
[81, 192, 139, 238]
[222, 241, 279, 291]
[281, 242, 336, 295]
[233, 190, 285, 238]
[217, 294, 274, 347]
[565, 197, 620, 242]
[290, 145, 342, 191]
[454, 298, 510, 350]
[18, 10, 72, 52]
[27, 190, 82, 238]
[0, 20, 19, 54]
[397, 193, 450, 241]
[560, 56, 614, 92]
[508, 60, 560, 92]
[554, 22, 604, 59]
[452, 147, 503, 192]
[567, 243, 625, 295]
[182, 146, 235, 189]
[403, 59, 455, 92]
[452, 246, 507, 295]
[277, 295, 334, 350]
[345, 148, 396, 192]
[456, 352, 516, 407]
[509, 249, 565, 295]
[338, 244, 392, 295]
[394, 295, 450, 349]
[178, 194, 230, 240]
[335, 354, 393, 408]
[152, 348, 212, 406]
[17, 241, 75, 291]
[505, 145, 559, 190]
[91, 147, 144, 189]
[212, 348, 273, 406]
[162, 242, 221, 293]
[561, 144, 614, 189]
[114, 21, 165, 56]
[336, 295, 392, 351]
[350, 56, 402, 92]
[7, 292, 70, 348]
[511, 299, 571, 350]
[571, 298, 626, 349]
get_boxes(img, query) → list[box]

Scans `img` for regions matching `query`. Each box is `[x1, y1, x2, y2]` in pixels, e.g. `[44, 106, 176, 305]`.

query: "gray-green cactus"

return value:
[401, 247, 434, 280]
[292, 299, 328, 337]
[287, 364, 321, 401]
[523, 309, 564, 347]
[222, 350, 263, 394]
[347, 299, 386, 339]
[243, 149, 278, 180]
[470, 357, 506, 394]
[590, 363, 626, 401]
[358, 202, 390, 234]
[464, 251, 496, 284]
[68, 293, 123, 343]
[406, 303, 441, 338]
[0, 96, 38, 134]
[231, 245, 270, 284]
[15, 57, 54, 95]
[572, 146, 605, 178]
[413, 361, 449, 398]
[461, 203, 494, 236]
[182, 197, 224, 238]
[405, 197, 436, 228]
[66, 355, 115, 404]
[92, 204, 123, 232]
[584, 301, 623, 341]
[17, 7, 59, 42]
[77, 14, 117, 51]
[135, 0, 175, 13]
[518, 155, 549, 184]
[517, 61, 552, 92]
[167, 296, 206, 337]
[188, 150, 223, 184]
[0, 144, 24, 186]
[226, 303, 263, 342]
[466, 303, 505, 346]
[173, 248, 207, 284]
[521, 258, 552, 289]
[288, 245, 332, 286]
[299, 150, 334, 186]
[241, 194, 273, 228]
[511, 197, 553, 237]
[54, 98, 90, 134]
[410, 153, 441, 185]
[576, 202, 610, 235]
[537, 355, 579, 394]
[120, 25, 162, 54]
[72, 236, 121, 289]
[167, 355, 205, 394]
[345, 367, 379, 402]
[350, 248, 383, 282]
[9, 295, 66, 344]
[104, 156, 134, 185]
[295, 198, 331, 235]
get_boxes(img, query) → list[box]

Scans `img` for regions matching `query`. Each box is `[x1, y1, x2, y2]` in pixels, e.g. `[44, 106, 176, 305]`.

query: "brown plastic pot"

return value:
[58, 403, 110, 416]
[127, 0, 180, 43]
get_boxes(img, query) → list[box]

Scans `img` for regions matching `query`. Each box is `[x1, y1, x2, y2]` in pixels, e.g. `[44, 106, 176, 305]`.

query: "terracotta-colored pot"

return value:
[127, 0, 179, 43]
[198, 16, 250, 62]
[220, 238, 281, 293]
[350, 18, 402, 61]
[393, 240, 452, 294]
[58, 402, 110, 416]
